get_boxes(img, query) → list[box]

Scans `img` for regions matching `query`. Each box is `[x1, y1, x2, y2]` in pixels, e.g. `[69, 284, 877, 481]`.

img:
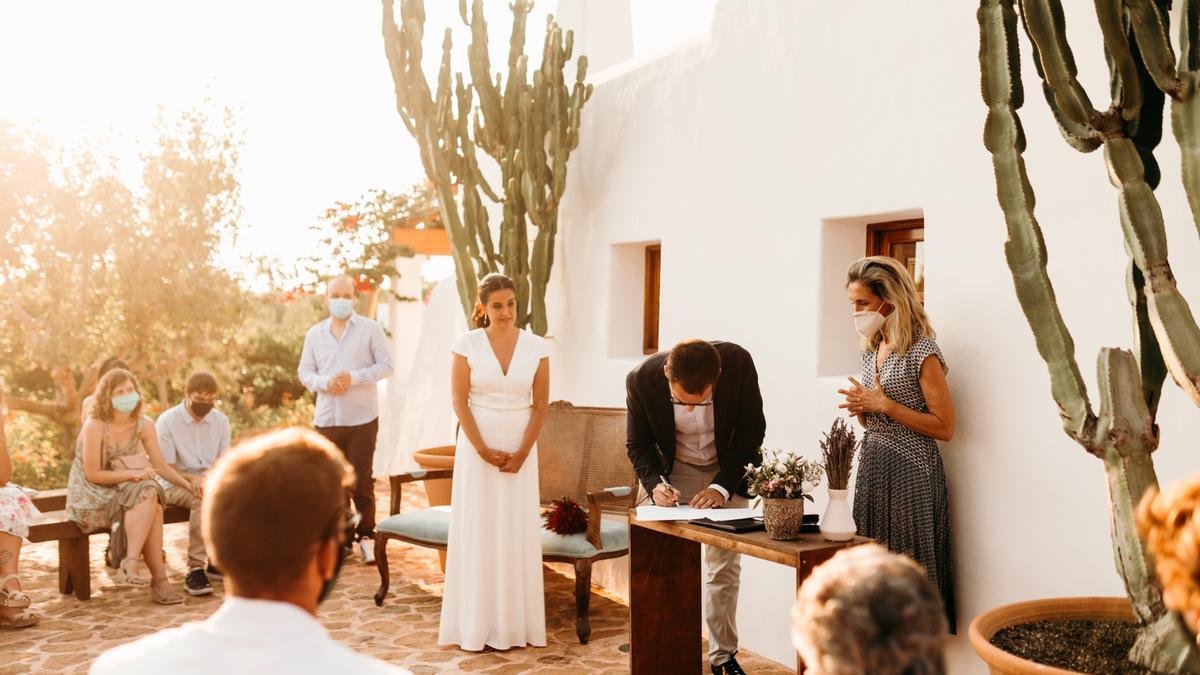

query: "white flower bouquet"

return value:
[744, 449, 824, 501]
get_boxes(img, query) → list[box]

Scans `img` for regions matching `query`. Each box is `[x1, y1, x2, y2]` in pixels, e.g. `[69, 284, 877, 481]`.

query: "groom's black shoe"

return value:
[712, 656, 746, 675]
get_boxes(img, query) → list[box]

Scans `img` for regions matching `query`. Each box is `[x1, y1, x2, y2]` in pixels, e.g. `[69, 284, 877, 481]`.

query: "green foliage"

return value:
[233, 327, 309, 408]
[0, 101, 250, 449]
[301, 183, 437, 296]
[6, 413, 72, 490]
[382, 0, 592, 335]
[226, 398, 316, 445]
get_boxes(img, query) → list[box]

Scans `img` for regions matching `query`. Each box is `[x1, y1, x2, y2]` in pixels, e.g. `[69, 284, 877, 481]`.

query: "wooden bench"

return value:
[374, 401, 636, 645]
[28, 488, 190, 600]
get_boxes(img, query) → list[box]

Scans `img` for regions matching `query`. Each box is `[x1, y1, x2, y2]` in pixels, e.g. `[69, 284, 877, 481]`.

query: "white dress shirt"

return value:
[299, 312, 394, 427]
[155, 402, 230, 488]
[672, 402, 730, 501]
[89, 597, 410, 675]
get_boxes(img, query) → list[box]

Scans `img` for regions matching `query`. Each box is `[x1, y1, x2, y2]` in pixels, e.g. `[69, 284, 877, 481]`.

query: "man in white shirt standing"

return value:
[157, 371, 230, 596]
[90, 428, 410, 675]
[299, 275, 393, 563]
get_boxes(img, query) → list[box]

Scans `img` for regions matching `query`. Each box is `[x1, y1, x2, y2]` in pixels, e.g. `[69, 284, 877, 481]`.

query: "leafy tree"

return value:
[0, 103, 248, 451]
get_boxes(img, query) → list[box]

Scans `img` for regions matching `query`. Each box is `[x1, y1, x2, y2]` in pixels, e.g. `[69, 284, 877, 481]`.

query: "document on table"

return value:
[635, 505, 763, 522]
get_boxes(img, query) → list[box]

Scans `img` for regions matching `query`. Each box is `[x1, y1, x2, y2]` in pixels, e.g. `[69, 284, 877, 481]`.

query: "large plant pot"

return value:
[969, 596, 1133, 674]
[411, 445, 456, 571]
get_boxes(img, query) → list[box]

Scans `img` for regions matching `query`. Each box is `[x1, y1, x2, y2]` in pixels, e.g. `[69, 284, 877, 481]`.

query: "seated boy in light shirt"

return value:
[156, 371, 230, 597]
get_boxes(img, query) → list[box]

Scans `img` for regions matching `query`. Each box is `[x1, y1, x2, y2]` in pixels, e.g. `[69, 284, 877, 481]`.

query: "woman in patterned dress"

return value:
[67, 369, 192, 604]
[0, 397, 41, 628]
[837, 256, 957, 632]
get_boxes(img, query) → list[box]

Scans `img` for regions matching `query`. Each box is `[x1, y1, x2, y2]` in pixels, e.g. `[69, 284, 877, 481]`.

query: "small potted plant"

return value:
[744, 450, 824, 540]
[819, 418, 858, 542]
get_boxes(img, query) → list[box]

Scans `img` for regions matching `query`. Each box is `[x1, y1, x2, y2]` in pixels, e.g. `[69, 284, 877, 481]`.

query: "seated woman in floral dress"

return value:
[0, 395, 41, 629]
[67, 369, 194, 604]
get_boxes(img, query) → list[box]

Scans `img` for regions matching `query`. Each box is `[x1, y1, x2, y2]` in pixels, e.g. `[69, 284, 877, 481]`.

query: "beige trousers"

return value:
[161, 485, 205, 570]
[640, 460, 746, 666]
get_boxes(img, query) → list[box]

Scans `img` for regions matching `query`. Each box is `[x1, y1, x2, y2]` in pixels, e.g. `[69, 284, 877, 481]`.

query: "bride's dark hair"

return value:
[471, 273, 518, 328]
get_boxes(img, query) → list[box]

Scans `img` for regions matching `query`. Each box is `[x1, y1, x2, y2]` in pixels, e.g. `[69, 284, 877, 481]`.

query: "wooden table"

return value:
[628, 512, 871, 674]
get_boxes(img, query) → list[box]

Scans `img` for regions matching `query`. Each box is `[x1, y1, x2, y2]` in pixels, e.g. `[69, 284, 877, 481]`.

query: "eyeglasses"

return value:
[670, 396, 713, 407]
[669, 384, 715, 407]
[322, 506, 362, 544]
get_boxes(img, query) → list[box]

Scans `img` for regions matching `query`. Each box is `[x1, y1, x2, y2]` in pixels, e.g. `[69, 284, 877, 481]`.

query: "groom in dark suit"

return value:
[626, 339, 765, 675]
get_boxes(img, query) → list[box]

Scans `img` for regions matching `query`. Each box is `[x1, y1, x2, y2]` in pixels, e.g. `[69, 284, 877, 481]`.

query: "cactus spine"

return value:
[381, 0, 591, 336]
[979, 0, 1200, 669]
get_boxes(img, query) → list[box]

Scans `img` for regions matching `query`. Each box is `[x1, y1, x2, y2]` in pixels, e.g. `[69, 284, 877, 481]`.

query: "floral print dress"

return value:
[66, 418, 164, 561]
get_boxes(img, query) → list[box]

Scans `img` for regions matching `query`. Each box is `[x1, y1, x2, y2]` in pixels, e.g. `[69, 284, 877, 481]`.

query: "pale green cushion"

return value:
[377, 506, 451, 546]
[541, 519, 629, 559]
[378, 507, 629, 559]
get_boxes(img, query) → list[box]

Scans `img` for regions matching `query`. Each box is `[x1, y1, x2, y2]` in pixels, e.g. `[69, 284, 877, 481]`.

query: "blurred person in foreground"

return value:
[90, 428, 411, 674]
[1138, 474, 1200, 644]
[792, 543, 947, 675]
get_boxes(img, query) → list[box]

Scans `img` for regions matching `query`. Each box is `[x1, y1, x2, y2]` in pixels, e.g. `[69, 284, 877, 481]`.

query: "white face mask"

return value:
[853, 302, 888, 339]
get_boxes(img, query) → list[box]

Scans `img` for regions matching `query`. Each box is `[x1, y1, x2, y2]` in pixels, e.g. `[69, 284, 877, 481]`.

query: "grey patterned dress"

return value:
[853, 335, 956, 632]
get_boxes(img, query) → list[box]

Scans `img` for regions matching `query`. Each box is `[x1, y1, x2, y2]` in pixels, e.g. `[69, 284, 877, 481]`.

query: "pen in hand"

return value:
[657, 475, 680, 506]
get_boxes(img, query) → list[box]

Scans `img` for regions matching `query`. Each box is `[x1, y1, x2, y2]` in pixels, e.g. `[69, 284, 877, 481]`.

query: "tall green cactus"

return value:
[381, 0, 591, 336]
[979, 0, 1200, 670]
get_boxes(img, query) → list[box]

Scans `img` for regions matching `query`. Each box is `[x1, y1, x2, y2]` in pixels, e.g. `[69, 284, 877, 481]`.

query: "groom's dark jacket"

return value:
[625, 341, 766, 499]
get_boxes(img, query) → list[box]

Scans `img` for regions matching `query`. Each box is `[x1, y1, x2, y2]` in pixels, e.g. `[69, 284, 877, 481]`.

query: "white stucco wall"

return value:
[548, 1, 1200, 671]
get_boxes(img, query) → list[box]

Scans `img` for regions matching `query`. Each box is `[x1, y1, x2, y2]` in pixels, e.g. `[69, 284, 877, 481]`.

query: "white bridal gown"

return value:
[438, 328, 548, 651]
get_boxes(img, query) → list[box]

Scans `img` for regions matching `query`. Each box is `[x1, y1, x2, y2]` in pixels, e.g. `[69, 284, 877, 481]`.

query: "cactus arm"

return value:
[1095, 348, 1199, 671]
[463, 0, 504, 155]
[1018, 0, 1102, 128]
[979, 0, 1099, 448]
[1095, 0, 1142, 121]
[1017, 5, 1102, 150]
[1173, 79, 1200, 239]
[1182, 0, 1200, 74]
[1128, 263, 1168, 419]
[1125, 0, 1181, 97]
[1105, 138, 1200, 404]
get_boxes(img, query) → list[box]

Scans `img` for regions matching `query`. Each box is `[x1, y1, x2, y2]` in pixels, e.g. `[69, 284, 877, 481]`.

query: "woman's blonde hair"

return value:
[792, 543, 947, 675]
[90, 368, 142, 421]
[1137, 476, 1200, 637]
[846, 256, 934, 355]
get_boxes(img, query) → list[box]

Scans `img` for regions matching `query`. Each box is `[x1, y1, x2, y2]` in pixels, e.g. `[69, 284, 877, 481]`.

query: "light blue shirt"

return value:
[155, 402, 231, 483]
[299, 312, 394, 427]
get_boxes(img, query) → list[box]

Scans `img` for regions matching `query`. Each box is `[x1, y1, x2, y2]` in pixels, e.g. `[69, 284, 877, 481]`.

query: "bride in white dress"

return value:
[439, 273, 549, 651]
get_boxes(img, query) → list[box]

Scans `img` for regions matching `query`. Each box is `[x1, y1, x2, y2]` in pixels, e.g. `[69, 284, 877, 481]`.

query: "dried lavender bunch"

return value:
[820, 417, 857, 490]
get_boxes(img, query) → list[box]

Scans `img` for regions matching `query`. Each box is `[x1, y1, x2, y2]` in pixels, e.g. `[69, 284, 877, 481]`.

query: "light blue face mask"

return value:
[112, 392, 140, 413]
[329, 298, 354, 320]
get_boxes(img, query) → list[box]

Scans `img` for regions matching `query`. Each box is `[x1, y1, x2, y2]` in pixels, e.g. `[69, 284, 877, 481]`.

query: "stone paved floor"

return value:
[0, 480, 791, 674]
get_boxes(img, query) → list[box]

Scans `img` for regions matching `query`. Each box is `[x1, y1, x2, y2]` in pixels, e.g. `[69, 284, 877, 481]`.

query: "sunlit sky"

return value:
[0, 1, 714, 287]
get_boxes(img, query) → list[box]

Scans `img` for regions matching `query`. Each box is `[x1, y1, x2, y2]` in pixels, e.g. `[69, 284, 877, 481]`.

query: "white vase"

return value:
[820, 488, 857, 542]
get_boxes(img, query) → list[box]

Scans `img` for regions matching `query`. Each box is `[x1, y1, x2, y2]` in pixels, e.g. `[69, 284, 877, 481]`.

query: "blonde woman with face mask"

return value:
[837, 256, 957, 633]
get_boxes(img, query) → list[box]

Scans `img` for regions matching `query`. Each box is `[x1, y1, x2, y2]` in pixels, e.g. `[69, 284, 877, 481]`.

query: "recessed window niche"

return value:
[609, 240, 661, 359]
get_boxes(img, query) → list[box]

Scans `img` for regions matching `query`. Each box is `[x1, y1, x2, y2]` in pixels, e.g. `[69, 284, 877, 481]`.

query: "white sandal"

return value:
[0, 576, 39, 628]
[115, 559, 149, 587]
[0, 575, 29, 608]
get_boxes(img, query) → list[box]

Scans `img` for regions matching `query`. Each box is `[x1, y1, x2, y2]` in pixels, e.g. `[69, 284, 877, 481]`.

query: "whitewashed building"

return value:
[533, 1, 1200, 672]
[379, 2, 1200, 671]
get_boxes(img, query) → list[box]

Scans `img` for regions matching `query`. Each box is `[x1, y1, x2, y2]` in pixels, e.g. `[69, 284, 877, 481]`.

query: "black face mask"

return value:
[189, 399, 214, 418]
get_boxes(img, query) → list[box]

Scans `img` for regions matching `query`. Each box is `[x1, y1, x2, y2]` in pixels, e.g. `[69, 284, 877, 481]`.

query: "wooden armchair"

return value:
[373, 401, 635, 644]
